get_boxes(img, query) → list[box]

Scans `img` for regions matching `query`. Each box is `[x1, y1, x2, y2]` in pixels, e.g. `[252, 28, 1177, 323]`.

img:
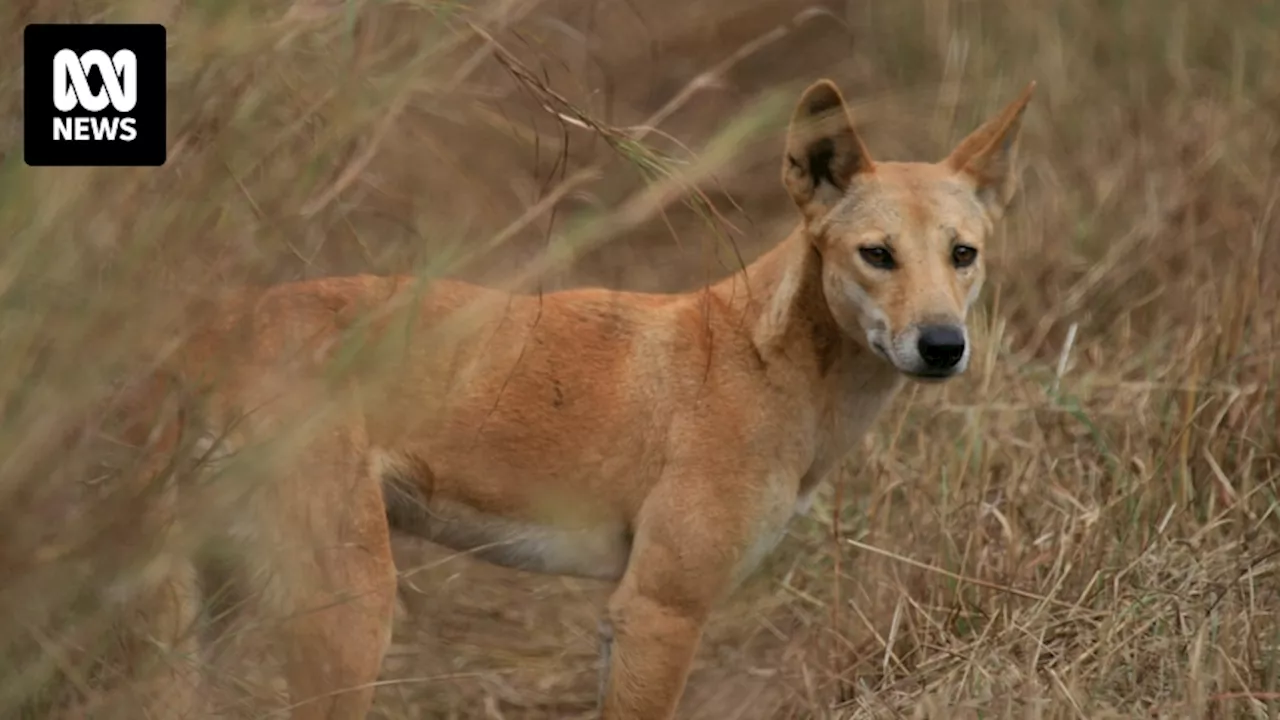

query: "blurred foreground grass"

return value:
[1, 0, 1279, 717]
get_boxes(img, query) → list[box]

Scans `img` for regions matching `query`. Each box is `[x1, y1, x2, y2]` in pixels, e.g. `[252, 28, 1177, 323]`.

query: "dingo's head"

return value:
[782, 80, 1034, 381]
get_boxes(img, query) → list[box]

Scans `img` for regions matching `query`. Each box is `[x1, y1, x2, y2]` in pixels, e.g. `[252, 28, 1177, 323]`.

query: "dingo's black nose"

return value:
[917, 325, 966, 370]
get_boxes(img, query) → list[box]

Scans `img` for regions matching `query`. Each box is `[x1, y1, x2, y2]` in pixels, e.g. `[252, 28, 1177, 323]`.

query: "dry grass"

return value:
[2, 0, 1279, 718]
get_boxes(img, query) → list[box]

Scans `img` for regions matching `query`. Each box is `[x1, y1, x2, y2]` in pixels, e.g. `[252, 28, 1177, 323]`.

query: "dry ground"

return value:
[2, 0, 1279, 718]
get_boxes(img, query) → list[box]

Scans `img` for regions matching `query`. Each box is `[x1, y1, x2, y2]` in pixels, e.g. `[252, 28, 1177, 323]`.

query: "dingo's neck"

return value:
[713, 228, 904, 473]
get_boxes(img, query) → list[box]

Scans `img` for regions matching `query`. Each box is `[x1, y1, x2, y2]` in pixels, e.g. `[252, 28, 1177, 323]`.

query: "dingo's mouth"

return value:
[871, 341, 964, 382]
[903, 368, 961, 383]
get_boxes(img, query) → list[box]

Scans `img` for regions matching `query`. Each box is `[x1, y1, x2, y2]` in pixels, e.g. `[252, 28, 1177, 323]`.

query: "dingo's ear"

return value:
[944, 81, 1036, 221]
[783, 80, 874, 223]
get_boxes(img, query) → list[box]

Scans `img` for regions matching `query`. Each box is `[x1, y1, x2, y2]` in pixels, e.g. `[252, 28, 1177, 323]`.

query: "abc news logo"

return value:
[53, 49, 140, 142]
[24, 24, 167, 167]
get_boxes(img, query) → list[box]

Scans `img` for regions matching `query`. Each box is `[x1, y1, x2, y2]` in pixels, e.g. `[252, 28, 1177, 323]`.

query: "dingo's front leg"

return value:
[600, 584, 708, 720]
[598, 475, 783, 720]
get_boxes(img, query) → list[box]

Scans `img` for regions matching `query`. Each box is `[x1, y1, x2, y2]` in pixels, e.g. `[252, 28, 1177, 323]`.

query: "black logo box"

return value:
[24, 23, 167, 167]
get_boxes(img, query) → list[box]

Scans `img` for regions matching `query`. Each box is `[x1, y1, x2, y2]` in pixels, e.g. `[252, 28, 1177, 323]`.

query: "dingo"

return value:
[106, 78, 1033, 719]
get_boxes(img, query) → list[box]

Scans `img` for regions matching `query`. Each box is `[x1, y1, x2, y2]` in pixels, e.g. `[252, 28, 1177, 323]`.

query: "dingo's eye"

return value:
[951, 244, 978, 268]
[858, 245, 896, 270]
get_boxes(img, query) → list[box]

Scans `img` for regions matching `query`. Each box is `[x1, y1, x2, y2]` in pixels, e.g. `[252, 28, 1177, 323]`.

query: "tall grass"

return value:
[1, 0, 1278, 717]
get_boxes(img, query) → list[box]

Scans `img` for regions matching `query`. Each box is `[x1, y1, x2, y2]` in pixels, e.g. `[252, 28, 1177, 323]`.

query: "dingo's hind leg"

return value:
[243, 412, 397, 720]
